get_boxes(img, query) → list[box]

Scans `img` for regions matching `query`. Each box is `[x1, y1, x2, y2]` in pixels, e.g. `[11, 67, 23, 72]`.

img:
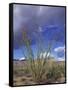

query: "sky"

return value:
[13, 4, 66, 61]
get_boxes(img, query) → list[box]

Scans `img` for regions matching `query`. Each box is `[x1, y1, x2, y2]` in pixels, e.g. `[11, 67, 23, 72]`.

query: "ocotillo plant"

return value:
[22, 29, 52, 83]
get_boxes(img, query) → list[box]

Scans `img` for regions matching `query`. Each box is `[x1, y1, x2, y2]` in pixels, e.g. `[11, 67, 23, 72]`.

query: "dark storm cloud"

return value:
[13, 4, 65, 49]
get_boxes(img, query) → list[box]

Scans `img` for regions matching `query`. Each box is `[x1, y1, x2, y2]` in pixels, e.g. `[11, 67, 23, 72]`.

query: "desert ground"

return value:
[13, 60, 65, 86]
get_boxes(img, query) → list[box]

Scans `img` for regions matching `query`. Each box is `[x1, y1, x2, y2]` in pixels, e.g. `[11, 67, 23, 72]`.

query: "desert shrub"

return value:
[58, 63, 65, 77]
[22, 31, 48, 83]
[29, 60, 47, 83]
[46, 62, 65, 82]
[22, 30, 65, 83]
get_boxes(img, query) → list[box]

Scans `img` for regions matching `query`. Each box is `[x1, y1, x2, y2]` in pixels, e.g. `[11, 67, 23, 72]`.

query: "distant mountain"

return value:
[13, 57, 26, 61]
